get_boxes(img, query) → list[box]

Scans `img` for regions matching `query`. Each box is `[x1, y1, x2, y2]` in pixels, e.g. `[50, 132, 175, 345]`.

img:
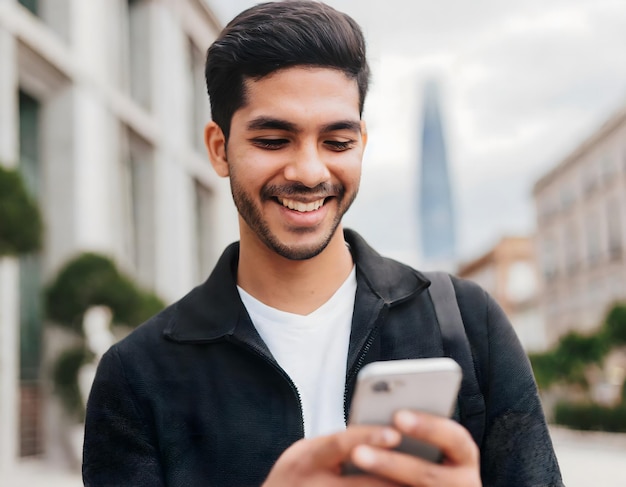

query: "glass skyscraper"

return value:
[419, 81, 457, 263]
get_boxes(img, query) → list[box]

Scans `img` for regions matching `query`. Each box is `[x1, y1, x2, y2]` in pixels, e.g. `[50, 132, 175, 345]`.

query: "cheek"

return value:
[334, 157, 362, 186]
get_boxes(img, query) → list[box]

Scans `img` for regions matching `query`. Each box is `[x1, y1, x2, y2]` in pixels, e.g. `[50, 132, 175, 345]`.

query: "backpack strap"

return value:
[425, 271, 486, 448]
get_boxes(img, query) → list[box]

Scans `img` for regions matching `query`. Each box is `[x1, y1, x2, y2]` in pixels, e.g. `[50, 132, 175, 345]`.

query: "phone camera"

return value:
[371, 381, 390, 393]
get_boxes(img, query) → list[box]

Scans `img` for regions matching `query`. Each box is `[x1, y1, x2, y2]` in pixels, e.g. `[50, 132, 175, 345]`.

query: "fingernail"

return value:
[354, 445, 377, 468]
[396, 410, 419, 430]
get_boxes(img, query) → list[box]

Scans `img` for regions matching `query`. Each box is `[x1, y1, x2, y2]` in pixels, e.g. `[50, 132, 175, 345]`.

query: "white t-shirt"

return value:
[237, 266, 356, 438]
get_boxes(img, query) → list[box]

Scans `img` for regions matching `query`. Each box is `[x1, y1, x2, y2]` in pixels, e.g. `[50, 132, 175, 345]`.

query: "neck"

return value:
[237, 227, 354, 315]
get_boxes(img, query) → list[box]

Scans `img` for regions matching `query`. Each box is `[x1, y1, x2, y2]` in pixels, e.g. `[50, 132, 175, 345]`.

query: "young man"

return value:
[83, 2, 563, 486]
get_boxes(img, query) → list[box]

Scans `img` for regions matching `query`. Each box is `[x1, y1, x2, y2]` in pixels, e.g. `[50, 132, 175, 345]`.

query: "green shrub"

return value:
[0, 165, 42, 256]
[529, 331, 607, 389]
[46, 253, 121, 332]
[47, 252, 166, 420]
[558, 331, 608, 365]
[554, 401, 626, 433]
[46, 252, 166, 333]
[604, 304, 626, 345]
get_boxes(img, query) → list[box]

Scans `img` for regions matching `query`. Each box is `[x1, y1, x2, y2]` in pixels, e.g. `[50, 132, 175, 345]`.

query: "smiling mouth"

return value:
[277, 197, 326, 213]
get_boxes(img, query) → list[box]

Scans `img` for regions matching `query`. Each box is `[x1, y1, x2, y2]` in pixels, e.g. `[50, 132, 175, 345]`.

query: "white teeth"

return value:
[279, 198, 325, 212]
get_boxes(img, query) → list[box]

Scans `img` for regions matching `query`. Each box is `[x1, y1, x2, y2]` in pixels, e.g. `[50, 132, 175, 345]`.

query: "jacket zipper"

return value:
[343, 303, 389, 423]
[227, 337, 305, 438]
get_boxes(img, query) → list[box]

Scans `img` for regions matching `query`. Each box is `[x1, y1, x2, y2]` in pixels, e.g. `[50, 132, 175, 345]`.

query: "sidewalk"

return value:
[550, 426, 626, 487]
[3, 458, 81, 487]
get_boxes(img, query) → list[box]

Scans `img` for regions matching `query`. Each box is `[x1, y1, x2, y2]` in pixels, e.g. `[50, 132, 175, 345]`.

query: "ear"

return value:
[360, 120, 368, 150]
[204, 121, 229, 177]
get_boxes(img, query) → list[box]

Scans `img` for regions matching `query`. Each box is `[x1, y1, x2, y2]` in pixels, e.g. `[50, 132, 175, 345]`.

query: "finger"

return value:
[351, 445, 449, 486]
[310, 425, 402, 467]
[393, 410, 479, 465]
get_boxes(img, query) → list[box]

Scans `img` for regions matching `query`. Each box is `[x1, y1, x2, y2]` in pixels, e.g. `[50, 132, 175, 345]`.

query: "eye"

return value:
[252, 138, 289, 150]
[325, 140, 354, 152]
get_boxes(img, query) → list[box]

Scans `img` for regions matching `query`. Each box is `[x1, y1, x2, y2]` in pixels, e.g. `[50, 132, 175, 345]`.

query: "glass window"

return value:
[585, 210, 601, 265]
[121, 128, 156, 287]
[564, 224, 579, 274]
[600, 155, 616, 184]
[541, 236, 557, 281]
[18, 0, 38, 15]
[18, 91, 43, 384]
[506, 261, 536, 303]
[189, 40, 210, 153]
[559, 184, 575, 212]
[582, 165, 598, 196]
[607, 199, 622, 260]
[126, 0, 152, 109]
[18, 90, 44, 457]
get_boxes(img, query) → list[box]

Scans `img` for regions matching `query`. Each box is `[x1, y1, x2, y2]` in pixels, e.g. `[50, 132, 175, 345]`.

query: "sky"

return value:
[209, 0, 626, 266]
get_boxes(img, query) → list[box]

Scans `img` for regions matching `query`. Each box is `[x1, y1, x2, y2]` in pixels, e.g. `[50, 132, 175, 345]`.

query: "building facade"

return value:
[533, 104, 626, 347]
[0, 0, 237, 471]
[457, 236, 546, 352]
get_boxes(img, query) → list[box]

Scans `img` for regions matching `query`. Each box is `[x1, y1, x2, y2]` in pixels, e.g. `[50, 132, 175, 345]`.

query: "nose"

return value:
[283, 143, 331, 188]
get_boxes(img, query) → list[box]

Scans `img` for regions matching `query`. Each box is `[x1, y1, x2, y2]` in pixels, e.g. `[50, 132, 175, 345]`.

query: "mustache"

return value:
[262, 182, 344, 199]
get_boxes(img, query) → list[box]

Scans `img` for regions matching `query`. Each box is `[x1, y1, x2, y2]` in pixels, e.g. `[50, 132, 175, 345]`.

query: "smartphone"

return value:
[344, 357, 462, 473]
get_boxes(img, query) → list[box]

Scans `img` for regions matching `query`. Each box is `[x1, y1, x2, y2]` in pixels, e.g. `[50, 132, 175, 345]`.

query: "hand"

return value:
[350, 410, 481, 487]
[263, 425, 403, 487]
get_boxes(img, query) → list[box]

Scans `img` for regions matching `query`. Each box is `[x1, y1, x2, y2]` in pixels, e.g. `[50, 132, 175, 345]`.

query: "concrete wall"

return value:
[534, 107, 626, 346]
[0, 0, 237, 471]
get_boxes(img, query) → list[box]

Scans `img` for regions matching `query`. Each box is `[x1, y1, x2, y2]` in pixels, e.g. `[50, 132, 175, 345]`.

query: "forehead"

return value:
[234, 66, 361, 128]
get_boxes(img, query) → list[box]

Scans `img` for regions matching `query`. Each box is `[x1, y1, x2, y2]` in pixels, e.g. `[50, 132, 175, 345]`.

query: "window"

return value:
[18, 90, 44, 457]
[600, 155, 616, 184]
[538, 193, 558, 223]
[607, 199, 622, 260]
[541, 237, 558, 282]
[189, 40, 211, 153]
[121, 129, 156, 287]
[18, 91, 42, 384]
[125, 0, 152, 109]
[585, 210, 601, 265]
[506, 261, 536, 303]
[559, 184, 575, 212]
[18, 0, 38, 15]
[193, 181, 215, 282]
[564, 224, 579, 274]
[582, 165, 598, 196]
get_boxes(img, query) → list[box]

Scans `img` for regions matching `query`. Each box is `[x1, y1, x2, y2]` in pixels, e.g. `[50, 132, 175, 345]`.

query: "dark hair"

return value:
[205, 1, 370, 139]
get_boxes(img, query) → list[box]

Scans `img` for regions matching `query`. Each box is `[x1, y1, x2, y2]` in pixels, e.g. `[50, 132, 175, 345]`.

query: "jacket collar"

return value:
[163, 229, 430, 343]
[344, 229, 430, 306]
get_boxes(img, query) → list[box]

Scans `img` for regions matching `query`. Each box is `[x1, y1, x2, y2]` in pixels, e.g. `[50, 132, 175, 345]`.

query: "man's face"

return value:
[221, 66, 367, 260]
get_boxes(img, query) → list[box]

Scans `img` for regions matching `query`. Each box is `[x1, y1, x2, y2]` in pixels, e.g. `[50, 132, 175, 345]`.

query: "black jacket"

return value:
[83, 229, 563, 486]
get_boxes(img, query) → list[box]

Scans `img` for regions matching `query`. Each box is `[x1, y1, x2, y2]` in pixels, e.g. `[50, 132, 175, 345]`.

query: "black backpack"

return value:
[425, 272, 486, 448]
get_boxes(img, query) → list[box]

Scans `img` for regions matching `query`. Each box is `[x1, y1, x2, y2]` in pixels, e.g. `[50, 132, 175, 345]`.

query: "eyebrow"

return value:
[247, 117, 299, 132]
[246, 117, 361, 134]
[321, 120, 362, 134]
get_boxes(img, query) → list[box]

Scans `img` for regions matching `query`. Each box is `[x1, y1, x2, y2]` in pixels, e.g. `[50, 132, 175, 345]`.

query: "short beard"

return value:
[231, 181, 356, 261]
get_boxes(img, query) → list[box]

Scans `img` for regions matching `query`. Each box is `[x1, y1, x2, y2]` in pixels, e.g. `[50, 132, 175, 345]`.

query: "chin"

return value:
[265, 231, 334, 261]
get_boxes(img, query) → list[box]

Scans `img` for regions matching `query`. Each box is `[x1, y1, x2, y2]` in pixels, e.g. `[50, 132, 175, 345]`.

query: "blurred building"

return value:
[419, 81, 457, 269]
[457, 236, 547, 352]
[533, 104, 626, 347]
[0, 0, 236, 472]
